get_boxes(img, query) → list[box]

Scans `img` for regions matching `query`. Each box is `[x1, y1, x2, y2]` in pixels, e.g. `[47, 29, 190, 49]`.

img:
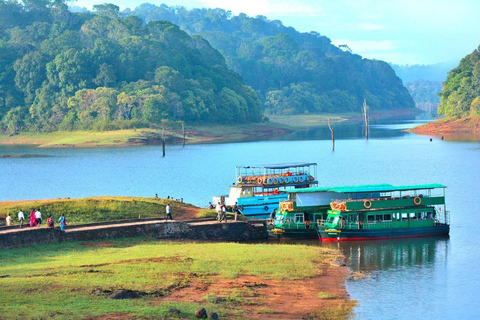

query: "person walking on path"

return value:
[165, 204, 172, 220]
[29, 210, 37, 227]
[220, 205, 227, 222]
[47, 215, 54, 228]
[215, 202, 222, 221]
[18, 209, 24, 228]
[35, 209, 42, 227]
[6, 214, 13, 226]
[59, 214, 66, 232]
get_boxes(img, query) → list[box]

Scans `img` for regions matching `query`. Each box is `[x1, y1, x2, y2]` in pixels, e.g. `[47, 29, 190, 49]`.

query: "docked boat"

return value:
[213, 163, 318, 219]
[267, 184, 374, 239]
[268, 184, 450, 240]
[315, 184, 450, 241]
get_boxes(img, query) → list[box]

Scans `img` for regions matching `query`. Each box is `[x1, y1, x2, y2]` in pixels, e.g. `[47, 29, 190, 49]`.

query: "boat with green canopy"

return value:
[268, 183, 450, 240]
[314, 183, 450, 241]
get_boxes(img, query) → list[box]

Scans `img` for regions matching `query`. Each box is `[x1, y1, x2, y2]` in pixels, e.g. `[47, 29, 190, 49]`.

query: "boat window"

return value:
[368, 215, 375, 223]
[347, 214, 357, 223]
[384, 214, 392, 221]
[401, 213, 408, 221]
[375, 215, 383, 222]
[294, 213, 304, 224]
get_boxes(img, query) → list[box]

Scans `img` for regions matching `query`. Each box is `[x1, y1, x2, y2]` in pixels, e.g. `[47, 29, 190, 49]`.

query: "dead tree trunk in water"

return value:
[162, 127, 166, 157]
[363, 98, 369, 140]
[328, 118, 335, 151]
[182, 122, 185, 147]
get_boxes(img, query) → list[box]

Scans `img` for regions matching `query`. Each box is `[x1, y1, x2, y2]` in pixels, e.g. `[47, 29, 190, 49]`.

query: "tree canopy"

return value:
[0, 0, 262, 133]
[438, 46, 480, 117]
[128, 4, 415, 115]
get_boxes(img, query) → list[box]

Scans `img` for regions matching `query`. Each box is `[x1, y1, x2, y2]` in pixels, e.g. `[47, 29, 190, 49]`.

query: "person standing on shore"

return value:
[35, 209, 42, 227]
[59, 214, 66, 232]
[233, 202, 239, 221]
[18, 209, 24, 228]
[165, 204, 172, 220]
[6, 214, 13, 226]
[215, 202, 222, 221]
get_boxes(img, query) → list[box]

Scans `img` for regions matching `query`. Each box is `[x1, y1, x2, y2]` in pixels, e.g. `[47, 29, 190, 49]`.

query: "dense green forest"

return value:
[0, 1, 261, 133]
[405, 80, 442, 113]
[438, 46, 480, 117]
[127, 4, 414, 115]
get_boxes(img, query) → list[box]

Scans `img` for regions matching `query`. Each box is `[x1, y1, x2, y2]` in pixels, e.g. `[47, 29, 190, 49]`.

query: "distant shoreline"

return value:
[0, 110, 418, 148]
[408, 114, 480, 140]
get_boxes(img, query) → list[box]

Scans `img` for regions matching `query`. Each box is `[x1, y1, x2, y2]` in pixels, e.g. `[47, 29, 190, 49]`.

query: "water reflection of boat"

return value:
[213, 163, 318, 219]
[315, 184, 450, 241]
[322, 237, 449, 272]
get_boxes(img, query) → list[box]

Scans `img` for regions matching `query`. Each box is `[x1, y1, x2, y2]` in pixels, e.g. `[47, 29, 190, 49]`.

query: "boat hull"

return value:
[316, 224, 450, 241]
[267, 225, 318, 239]
[238, 194, 288, 219]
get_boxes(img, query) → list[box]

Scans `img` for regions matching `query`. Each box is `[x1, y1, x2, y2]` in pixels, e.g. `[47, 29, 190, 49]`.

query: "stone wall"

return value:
[0, 220, 267, 249]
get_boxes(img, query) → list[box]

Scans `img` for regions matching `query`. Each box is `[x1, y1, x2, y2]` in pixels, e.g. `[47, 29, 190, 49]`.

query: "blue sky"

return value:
[73, 0, 480, 65]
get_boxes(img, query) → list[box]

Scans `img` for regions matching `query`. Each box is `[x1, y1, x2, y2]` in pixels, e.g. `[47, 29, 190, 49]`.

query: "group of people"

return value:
[210, 201, 239, 222]
[5, 209, 67, 231]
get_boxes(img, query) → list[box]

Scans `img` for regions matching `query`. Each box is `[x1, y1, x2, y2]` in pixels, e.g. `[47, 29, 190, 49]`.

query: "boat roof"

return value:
[236, 162, 317, 170]
[287, 183, 447, 194]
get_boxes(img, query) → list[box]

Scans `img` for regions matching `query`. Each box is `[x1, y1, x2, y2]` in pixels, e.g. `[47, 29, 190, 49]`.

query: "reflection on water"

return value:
[277, 117, 432, 141]
[323, 236, 449, 272]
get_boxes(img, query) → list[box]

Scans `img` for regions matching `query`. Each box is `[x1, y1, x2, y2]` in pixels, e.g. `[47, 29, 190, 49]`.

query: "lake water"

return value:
[1, 118, 480, 319]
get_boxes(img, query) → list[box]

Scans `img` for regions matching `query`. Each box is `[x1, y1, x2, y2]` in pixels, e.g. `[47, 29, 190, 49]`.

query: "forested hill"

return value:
[0, 2, 261, 133]
[438, 46, 480, 117]
[127, 4, 414, 114]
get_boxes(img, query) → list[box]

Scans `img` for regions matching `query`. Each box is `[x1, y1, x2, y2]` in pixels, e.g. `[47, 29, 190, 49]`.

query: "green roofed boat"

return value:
[267, 183, 450, 241]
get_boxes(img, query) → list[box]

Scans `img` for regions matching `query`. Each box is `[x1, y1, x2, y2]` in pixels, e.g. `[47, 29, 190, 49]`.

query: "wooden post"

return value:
[328, 118, 334, 151]
[182, 121, 185, 147]
[162, 127, 165, 157]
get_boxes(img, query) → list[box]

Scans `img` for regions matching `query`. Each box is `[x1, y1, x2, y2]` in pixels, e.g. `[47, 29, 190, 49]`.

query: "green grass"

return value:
[0, 196, 196, 225]
[317, 291, 339, 299]
[0, 238, 342, 319]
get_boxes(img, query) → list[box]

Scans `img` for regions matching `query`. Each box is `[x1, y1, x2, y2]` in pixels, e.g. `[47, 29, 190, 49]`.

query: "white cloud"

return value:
[332, 39, 397, 53]
[197, 0, 324, 17]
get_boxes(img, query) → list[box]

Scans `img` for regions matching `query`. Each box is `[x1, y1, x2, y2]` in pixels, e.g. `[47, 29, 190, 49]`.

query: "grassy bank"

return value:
[0, 122, 292, 148]
[0, 238, 355, 319]
[0, 113, 357, 148]
[0, 109, 419, 148]
[0, 196, 210, 225]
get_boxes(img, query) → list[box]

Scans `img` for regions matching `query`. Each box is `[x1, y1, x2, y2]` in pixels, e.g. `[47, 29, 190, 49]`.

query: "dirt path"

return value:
[158, 265, 353, 319]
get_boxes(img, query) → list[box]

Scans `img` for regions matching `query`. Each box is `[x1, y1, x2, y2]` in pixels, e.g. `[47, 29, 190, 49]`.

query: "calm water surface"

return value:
[1, 118, 479, 319]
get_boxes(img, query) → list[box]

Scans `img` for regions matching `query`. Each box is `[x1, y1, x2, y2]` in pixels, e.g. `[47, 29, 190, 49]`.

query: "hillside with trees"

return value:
[410, 46, 480, 135]
[0, 1, 261, 133]
[390, 62, 456, 114]
[404, 80, 442, 113]
[127, 4, 414, 115]
[438, 46, 480, 117]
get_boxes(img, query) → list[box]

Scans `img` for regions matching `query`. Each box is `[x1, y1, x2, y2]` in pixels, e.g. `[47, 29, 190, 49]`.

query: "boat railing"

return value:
[281, 222, 313, 229]
[435, 210, 450, 225]
[362, 221, 393, 229]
